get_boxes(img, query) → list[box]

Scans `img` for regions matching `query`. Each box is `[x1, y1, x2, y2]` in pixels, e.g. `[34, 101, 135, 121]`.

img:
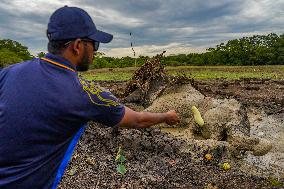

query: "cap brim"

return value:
[89, 30, 113, 43]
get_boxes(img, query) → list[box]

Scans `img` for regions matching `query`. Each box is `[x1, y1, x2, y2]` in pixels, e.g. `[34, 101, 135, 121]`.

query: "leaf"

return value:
[118, 146, 122, 153]
[115, 146, 123, 161]
[117, 164, 127, 175]
[115, 153, 121, 161]
[67, 167, 77, 176]
[119, 155, 126, 163]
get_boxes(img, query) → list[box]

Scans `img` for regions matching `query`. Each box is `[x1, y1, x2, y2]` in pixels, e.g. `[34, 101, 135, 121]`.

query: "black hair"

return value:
[47, 39, 71, 55]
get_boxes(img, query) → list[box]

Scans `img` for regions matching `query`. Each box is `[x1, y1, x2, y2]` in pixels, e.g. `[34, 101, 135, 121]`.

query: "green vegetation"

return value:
[81, 70, 132, 81]
[168, 65, 283, 79]
[115, 145, 127, 176]
[171, 71, 277, 79]
[268, 177, 283, 187]
[0, 39, 33, 68]
[80, 65, 284, 81]
[91, 33, 283, 68]
[0, 49, 23, 68]
[37, 52, 46, 58]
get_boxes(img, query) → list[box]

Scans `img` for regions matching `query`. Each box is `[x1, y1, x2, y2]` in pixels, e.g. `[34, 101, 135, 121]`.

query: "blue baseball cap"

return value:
[47, 6, 113, 43]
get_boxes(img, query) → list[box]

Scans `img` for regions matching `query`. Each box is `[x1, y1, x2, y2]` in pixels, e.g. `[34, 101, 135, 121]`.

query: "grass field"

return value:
[80, 65, 284, 81]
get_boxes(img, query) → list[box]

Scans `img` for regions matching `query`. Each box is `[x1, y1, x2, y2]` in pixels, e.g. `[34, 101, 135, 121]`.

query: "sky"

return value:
[0, 0, 283, 57]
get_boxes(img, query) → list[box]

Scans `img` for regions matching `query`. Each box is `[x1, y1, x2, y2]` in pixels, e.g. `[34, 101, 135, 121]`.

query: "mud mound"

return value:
[122, 52, 272, 158]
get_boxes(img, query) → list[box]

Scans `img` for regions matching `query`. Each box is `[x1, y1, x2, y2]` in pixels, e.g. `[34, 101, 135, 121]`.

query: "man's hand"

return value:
[165, 110, 180, 125]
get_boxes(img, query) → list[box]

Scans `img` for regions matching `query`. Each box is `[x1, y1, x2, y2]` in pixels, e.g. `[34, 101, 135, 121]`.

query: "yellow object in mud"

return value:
[204, 153, 213, 161]
[222, 162, 231, 171]
[191, 106, 204, 126]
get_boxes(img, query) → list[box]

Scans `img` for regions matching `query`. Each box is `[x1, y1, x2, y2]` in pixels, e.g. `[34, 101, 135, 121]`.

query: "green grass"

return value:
[169, 71, 280, 79]
[80, 65, 284, 81]
[165, 65, 284, 71]
[268, 177, 284, 187]
[81, 71, 132, 81]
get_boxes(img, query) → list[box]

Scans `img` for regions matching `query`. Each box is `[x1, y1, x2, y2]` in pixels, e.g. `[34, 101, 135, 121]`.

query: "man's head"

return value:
[47, 6, 113, 71]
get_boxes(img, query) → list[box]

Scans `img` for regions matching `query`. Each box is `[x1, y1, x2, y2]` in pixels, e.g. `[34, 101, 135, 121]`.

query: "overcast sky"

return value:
[0, 0, 283, 57]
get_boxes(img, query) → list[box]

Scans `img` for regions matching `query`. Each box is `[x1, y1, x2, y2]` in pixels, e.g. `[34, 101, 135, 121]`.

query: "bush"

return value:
[0, 48, 23, 68]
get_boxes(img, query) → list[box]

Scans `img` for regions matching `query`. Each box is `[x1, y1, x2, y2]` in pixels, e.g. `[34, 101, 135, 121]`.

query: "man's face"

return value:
[77, 41, 95, 71]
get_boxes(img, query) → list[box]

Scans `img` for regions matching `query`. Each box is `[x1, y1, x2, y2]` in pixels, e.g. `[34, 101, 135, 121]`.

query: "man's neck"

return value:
[58, 52, 78, 68]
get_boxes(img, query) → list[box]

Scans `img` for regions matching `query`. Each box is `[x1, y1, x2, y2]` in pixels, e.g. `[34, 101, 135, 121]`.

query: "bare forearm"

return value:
[118, 106, 179, 129]
[133, 111, 167, 128]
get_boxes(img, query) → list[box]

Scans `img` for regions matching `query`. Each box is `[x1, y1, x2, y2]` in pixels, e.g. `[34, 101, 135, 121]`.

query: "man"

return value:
[0, 6, 179, 189]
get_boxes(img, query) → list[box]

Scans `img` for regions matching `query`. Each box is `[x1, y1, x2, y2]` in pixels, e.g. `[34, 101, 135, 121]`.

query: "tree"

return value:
[37, 52, 46, 58]
[0, 39, 33, 61]
[272, 34, 284, 65]
[0, 48, 23, 68]
[205, 33, 283, 66]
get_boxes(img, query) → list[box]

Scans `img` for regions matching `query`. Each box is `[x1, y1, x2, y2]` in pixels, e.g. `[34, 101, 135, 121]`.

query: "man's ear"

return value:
[72, 39, 82, 55]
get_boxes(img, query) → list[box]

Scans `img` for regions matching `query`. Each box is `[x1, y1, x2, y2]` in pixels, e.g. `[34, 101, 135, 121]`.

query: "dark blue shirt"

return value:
[0, 53, 125, 188]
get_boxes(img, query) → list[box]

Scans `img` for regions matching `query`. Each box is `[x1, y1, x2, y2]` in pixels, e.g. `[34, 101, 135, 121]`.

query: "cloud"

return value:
[0, 0, 282, 57]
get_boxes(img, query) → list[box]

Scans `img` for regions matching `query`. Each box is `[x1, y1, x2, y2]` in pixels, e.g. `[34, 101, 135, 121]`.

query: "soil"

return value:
[192, 78, 284, 115]
[58, 78, 284, 189]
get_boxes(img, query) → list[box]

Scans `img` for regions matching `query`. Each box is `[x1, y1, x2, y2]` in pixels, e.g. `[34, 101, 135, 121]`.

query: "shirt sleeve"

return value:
[77, 78, 125, 127]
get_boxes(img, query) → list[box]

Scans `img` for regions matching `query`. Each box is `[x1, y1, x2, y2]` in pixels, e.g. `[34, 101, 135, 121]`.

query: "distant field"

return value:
[80, 65, 284, 81]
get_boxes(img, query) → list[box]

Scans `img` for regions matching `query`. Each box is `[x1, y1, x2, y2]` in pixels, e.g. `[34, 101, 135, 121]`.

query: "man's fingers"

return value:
[166, 110, 180, 125]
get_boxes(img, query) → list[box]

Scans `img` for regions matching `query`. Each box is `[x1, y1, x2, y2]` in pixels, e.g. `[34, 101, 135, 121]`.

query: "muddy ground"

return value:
[58, 78, 284, 189]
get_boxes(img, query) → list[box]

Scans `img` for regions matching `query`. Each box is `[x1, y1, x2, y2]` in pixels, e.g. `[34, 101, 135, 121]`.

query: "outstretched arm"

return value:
[118, 106, 180, 129]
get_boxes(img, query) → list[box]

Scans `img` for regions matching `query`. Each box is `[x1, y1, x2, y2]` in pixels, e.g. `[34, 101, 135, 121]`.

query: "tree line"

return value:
[0, 33, 283, 69]
[92, 33, 283, 68]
